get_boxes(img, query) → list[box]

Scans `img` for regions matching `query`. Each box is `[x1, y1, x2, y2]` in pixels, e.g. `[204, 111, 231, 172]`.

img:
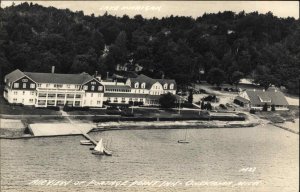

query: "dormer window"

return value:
[141, 83, 146, 89]
[135, 82, 139, 88]
[170, 84, 174, 89]
[259, 96, 271, 103]
[164, 83, 168, 89]
[14, 83, 19, 88]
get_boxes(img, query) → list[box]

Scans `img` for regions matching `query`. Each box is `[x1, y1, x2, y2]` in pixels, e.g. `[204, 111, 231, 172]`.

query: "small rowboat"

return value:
[178, 140, 189, 144]
[80, 140, 93, 145]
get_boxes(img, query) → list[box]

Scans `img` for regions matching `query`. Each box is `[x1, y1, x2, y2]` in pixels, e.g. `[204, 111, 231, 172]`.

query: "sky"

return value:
[2, 1, 299, 19]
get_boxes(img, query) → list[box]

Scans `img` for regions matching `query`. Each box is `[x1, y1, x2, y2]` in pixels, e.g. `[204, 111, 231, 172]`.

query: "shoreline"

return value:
[0, 120, 259, 139]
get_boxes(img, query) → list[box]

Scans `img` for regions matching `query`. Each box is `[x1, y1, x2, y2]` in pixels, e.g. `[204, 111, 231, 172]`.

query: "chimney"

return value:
[96, 75, 101, 81]
[162, 74, 165, 79]
[263, 89, 265, 92]
[253, 89, 256, 92]
[94, 71, 98, 77]
[51, 66, 55, 74]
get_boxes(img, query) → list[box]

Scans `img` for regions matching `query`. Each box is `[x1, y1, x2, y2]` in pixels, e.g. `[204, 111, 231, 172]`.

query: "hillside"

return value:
[0, 2, 299, 94]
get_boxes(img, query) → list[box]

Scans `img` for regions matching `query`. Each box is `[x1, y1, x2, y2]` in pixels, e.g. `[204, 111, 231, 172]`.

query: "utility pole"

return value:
[131, 102, 134, 114]
[178, 97, 181, 114]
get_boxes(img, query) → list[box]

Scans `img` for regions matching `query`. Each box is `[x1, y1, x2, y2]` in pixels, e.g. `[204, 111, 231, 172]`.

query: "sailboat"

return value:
[91, 138, 113, 156]
[92, 138, 105, 155]
[178, 128, 189, 143]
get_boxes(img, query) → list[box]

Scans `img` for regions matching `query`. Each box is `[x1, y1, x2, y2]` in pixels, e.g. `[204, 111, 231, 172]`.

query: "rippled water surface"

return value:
[1, 125, 298, 192]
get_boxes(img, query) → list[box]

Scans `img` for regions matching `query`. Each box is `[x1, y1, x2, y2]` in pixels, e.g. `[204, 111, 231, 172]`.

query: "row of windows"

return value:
[83, 85, 103, 91]
[13, 91, 35, 95]
[12, 98, 34, 103]
[134, 82, 174, 89]
[14, 83, 35, 89]
[83, 100, 102, 105]
[37, 84, 81, 89]
[85, 93, 102, 98]
[107, 97, 143, 102]
[134, 83, 146, 89]
[106, 88, 131, 92]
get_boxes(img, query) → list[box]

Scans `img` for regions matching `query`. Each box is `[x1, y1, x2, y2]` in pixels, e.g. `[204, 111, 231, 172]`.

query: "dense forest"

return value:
[0, 3, 299, 94]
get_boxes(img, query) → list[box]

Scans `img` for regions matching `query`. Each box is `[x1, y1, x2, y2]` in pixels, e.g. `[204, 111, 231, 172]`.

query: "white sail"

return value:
[94, 138, 104, 153]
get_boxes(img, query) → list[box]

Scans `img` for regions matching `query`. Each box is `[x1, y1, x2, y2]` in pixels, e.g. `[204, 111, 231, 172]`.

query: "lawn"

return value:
[256, 105, 299, 123]
[0, 97, 61, 115]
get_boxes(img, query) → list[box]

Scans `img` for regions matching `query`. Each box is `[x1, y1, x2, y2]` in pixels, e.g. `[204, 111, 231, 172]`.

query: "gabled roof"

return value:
[24, 72, 94, 84]
[245, 89, 288, 106]
[129, 74, 157, 89]
[5, 69, 25, 82]
[129, 74, 176, 90]
[156, 79, 177, 90]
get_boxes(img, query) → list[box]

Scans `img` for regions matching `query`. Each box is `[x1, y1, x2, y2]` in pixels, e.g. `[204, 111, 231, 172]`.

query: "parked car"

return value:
[219, 104, 227, 110]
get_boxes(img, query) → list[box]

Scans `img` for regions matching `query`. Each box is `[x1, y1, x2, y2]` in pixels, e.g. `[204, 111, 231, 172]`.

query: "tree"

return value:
[207, 68, 226, 87]
[188, 89, 193, 103]
[271, 104, 275, 111]
[206, 102, 212, 110]
[262, 103, 268, 111]
[159, 93, 176, 108]
[231, 71, 244, 89]
[200, 101, 206, 109]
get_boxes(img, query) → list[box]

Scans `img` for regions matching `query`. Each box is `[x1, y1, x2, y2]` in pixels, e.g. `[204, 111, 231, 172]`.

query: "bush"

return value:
[181, 102, 194, 108]
[159, 93, 175, 108]
[262, 103, 268, 111]
[106, 109, 122, 115]
[103, 101, 110, 105]
[63, 105, 89, 111]
[271, 104, 275, 111]
[199, 89, 207, 94]
[206, 102, 212, 110]
[203, 95, 218, 102]
[121, 111, 134, 117]
[219, 104, 227, 110]
[46, 106, 60, 111]
[233, 99, 244, 107]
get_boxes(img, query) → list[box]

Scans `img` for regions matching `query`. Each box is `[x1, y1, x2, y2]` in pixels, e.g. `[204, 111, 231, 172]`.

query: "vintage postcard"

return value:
[0, 1, 299, 192]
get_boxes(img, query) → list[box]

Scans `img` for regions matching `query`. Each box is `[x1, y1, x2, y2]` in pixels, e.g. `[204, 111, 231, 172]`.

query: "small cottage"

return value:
[234, 87, 289, 111]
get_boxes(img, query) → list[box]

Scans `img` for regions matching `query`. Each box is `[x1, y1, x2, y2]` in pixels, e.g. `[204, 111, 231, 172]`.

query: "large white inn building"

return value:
[3, 69, 177, 107]
[4, 69, 104, 107]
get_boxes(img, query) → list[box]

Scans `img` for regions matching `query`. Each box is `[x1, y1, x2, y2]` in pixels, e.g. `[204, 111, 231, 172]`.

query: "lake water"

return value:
[1, 125, 298, 192]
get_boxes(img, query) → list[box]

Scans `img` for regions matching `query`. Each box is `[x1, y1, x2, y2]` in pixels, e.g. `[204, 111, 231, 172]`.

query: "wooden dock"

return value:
[28, 123, 93, 137]
[82, 133, 98, 145]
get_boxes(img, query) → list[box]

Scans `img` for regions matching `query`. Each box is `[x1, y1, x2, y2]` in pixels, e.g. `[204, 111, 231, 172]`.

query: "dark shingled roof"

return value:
[246, 89, 289, 106]
[156, 79, 177, 90]
[129, 74, 156, 89]
[104, 85, 131, 90]
[5, 69, 25, 82]
[129, 74, 177, 90]
[235, 96, 250, 103]
[24, 72, 94, 84]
